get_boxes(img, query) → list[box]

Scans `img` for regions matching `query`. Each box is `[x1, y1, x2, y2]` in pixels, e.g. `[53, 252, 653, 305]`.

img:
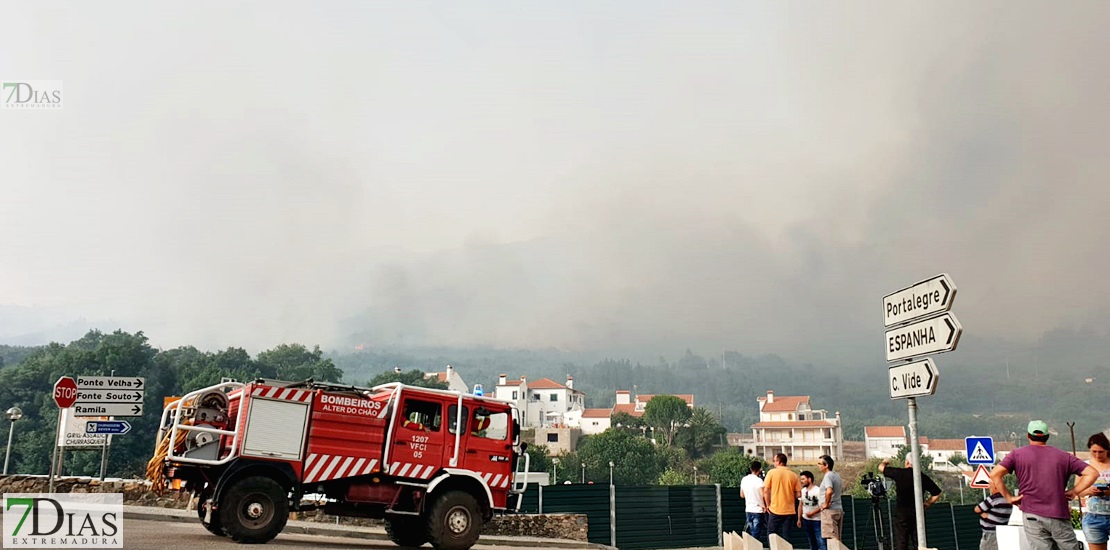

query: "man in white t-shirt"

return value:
[797, 470, 825, 550]
[740, 460, 767, 543]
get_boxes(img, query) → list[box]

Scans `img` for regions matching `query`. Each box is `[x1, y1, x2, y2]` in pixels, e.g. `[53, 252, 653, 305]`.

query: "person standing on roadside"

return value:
[740, 460, 768, 543]
[973, 479, 1014, 550]
[816, 455, 844, 545]
[880, 456, 943, 550]
[1080, 432, 1110, 550]
[990, 420, 1099, 550]
[763, 453, 801, 540]
[797, 470, 826, 550]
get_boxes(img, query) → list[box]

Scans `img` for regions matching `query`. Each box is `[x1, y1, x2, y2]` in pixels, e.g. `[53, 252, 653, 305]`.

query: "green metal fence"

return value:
[515, 483, 988, 550]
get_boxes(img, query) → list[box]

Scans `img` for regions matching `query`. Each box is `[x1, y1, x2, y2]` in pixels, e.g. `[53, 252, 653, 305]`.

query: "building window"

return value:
[799, 414, 806, 421]
[531, 393, 540, 401]
[550, 393, 558, 402]
[547, 433, 559, 443]
[788, 414, 793, 420]
[512, 391, 518, 400]
[591, 421, 598, 426]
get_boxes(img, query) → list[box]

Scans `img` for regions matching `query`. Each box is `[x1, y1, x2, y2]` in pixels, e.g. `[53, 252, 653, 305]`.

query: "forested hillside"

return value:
[1, 329, 1106, 480]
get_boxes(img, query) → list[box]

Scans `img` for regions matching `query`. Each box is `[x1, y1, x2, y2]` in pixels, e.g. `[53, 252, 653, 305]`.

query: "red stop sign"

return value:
[53, 376, 78, 408]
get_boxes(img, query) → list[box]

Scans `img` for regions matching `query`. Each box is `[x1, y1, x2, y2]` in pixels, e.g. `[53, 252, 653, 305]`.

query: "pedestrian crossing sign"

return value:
[965, 436, 995, 464]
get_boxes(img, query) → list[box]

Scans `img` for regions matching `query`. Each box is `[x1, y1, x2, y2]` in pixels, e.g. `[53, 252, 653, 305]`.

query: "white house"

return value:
[865, 426, 907, 459]
[423, 365, 468, 394]
[493, 374, 585, 429]
[575, 409, 613, 435]
[611, 391, 695, 418]
[750, 390, 843, 464]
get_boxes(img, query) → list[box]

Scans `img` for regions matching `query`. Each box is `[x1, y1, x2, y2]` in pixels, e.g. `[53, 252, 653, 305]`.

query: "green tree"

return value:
[642, 395, 692, 446]
[947, 452, 966, 467]
[577, 429, 664, 485]
[523, 443, 553, 475]
[658, 468, 689, 485]
[256, 344, 342, 382]
[894, 444, 935, 475]
[368, 368, 449, 389]
[610, 411, 644, 433]
[697, 449, 753, 487]
[675, 407, 727, 458]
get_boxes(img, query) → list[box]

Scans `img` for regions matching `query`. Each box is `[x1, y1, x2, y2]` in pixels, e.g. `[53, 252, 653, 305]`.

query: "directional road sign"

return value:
[969, 464, 992, 489]
[77, 390, 143, 403]
[53, 376, 78, 408]
[57, 408, 109, 447]
[85, 420, 132, 435]
[966, 436, 995, 465]
[888, 358, 940, 399]
[885, 312, 963, 362]
[76, 376, 144, 390]
[74, 376, 145, 417]
[883, 273, 957, 327]
[74, 403, 143, 417]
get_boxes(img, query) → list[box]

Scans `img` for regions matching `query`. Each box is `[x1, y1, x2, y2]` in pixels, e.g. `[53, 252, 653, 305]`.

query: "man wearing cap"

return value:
[991, 420, 1100, 550]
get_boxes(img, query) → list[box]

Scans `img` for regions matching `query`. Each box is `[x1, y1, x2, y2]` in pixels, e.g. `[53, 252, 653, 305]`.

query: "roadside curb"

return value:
[123, 507, 607, 549]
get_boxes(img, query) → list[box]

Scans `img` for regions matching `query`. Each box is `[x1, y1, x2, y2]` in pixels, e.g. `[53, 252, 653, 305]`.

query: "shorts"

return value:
[821, 508, 844, 539]
[1082, 512, 1110, 544]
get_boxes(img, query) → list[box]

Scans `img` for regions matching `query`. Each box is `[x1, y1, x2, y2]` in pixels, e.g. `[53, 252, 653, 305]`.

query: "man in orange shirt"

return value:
[762, 453, 801, 540]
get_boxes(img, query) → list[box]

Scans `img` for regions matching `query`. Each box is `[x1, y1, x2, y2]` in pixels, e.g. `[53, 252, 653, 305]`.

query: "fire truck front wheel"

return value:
[385, 516, 429, 547]
[218, 476, 289, 544]
[426, 490, 481, 550]
[197, 491, 225, 536]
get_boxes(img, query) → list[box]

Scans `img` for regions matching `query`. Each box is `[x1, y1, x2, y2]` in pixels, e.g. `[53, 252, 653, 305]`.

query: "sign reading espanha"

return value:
[885, 312, 963, 362]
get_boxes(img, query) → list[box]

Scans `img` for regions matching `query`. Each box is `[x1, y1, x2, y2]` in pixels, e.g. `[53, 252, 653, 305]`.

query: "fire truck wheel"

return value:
[385, 516, 429, 547]
[426, 490, 481, 550]
[218, 476, 289, 544]
[197, 491, 225, 536]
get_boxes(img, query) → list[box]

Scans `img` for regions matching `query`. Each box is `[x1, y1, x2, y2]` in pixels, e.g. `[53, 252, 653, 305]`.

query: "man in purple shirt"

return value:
[991, 420, 1099, 550]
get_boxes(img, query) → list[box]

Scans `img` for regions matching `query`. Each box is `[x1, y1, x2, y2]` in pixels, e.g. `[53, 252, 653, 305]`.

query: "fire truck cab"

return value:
[151, 379, 530, 550]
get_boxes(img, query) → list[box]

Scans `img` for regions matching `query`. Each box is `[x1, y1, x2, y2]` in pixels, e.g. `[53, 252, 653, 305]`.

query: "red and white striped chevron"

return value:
[479, 472, 511, 489]
[252, 386, 313, 402]
[303, 454, 380, 483]
[387, 461, 437, 480]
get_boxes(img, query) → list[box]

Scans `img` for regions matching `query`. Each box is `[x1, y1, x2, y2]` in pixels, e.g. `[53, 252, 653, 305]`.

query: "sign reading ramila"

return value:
[3, 493, 122, 548]
[1, 81, 63, 109]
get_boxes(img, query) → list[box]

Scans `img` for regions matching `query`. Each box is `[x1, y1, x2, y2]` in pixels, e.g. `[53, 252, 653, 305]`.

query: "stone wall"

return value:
[0, 475, 588, 542]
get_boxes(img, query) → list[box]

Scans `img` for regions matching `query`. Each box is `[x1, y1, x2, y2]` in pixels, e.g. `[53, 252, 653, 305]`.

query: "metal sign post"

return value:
[883, 273, 963, 550]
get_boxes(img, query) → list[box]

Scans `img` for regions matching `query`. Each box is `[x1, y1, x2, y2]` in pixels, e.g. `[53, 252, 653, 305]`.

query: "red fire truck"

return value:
[150, 379, 530, 549]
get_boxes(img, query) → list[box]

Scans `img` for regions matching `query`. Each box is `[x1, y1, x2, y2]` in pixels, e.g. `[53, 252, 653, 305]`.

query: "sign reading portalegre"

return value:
[3, 493, 122, 547]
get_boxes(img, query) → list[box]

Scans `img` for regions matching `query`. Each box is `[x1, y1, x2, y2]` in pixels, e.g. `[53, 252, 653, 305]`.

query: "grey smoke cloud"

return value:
[1, 2, 1108, 365]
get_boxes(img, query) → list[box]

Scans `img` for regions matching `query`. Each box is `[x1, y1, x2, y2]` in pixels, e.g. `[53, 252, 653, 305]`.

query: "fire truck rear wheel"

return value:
[218, 476, 289, 544]
[426, 490, 481, 550]
[385, 516, 429, 547]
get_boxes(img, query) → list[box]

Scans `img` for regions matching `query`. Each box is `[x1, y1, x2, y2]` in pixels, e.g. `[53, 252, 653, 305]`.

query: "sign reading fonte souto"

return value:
[73, 376, 145, 417]
[883, 273, 957, 327]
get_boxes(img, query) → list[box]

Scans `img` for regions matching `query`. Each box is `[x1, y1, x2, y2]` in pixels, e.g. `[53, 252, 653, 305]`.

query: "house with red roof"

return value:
[751, 390, 842, 464]
[493, 374, 585, 430]
[865, 425, 908, 459]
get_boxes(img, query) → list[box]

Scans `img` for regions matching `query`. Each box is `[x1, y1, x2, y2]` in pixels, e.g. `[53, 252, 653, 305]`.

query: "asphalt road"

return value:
[124, 518, 545, 550]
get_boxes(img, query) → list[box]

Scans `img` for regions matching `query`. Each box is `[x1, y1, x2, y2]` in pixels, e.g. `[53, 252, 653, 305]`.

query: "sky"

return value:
[1, 2, 1109, 367]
